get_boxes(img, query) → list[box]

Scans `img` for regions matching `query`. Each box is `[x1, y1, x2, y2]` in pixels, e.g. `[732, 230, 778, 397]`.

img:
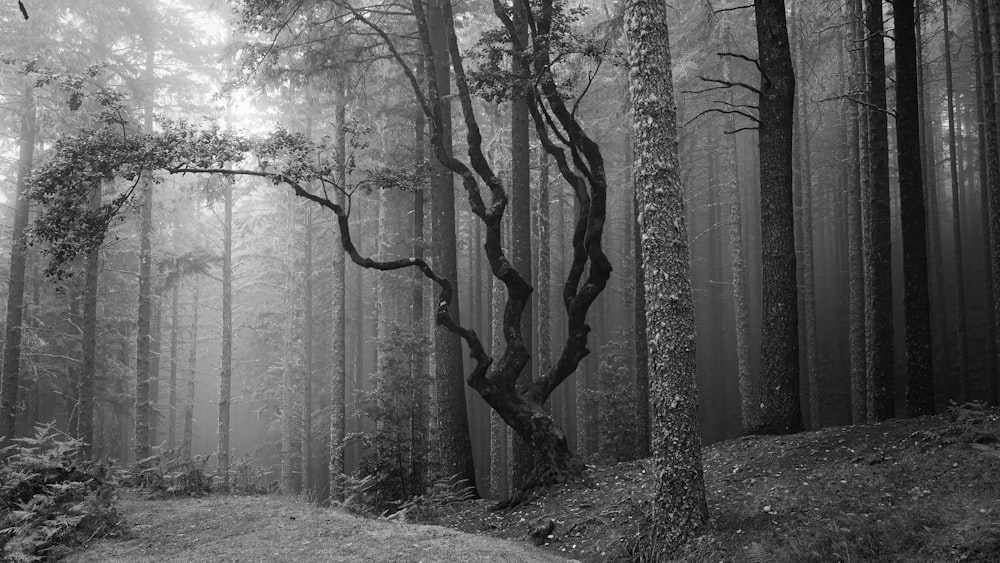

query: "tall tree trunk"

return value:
[792, 9, 821, 428]
[896, 0, 935, 415]
[510, 0, 533, 490]
[134, 41, 156, 463]
[329, 85, 348, 501]
[489, 231, 508, 499]
[752, 0, 802, 434]
[411, 91, 429, 495]
[79, 185, 100, 457]
[302, 205, 314, 494]
[847, 0, 868, 424]
[168, 282, 179, 450]
[987, 0, 1000, 403]
[426, 0, 477, 492]
[537, 148, 552, 420]
[626, 0, 708, 550]
[149, 291, 161, 447]
[917, 1, 950, 403]
[632, 186, 651, 454]
[863, 0, 895, 422]
[1, 80, 36, 445]
[183, 278, 200, 461]
[974, 0, 999, 404]
[218, 174, 233, 487]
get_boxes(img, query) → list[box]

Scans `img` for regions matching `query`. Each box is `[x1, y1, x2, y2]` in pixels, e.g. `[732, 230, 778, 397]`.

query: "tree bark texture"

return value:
[846, 0, 867, 424]
[218, 174, 233, 487]
[626, 0, 709, 551]
[510, 0, 534, 490]
[752, 0, 802, 434]
[183, 278, 199, 461]
[1, 80, 36, 445]
[895, 0, 935, 416]
[942, 0, 970, 400]
[863, 0, 895, 422]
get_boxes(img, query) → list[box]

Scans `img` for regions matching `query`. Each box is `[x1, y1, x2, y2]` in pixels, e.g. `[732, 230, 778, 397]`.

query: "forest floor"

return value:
[65, 404, 1000, 562]
[63, 494, 568, 562]
[436, 403, 1000, 562]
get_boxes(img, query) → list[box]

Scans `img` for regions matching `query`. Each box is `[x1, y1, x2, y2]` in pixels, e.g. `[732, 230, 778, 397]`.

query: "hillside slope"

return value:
[438, 404, 1000, 562]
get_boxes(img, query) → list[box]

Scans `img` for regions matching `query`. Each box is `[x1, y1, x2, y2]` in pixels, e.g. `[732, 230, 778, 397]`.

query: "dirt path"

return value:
[66, 495, 571, 563]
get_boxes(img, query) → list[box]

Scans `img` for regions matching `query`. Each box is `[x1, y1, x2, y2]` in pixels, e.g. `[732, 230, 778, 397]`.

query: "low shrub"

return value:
[0, 424, 123, 562]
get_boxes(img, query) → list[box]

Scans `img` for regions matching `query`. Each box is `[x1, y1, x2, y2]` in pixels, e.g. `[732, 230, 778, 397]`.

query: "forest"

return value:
[1, 0, 999, 560]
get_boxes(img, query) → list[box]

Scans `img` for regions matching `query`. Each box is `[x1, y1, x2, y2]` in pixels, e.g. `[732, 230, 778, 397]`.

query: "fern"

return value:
[0, 424, 122, 561]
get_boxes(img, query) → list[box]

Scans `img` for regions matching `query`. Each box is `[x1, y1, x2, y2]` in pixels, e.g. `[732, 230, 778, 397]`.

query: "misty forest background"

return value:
[0, 0, 995, 514]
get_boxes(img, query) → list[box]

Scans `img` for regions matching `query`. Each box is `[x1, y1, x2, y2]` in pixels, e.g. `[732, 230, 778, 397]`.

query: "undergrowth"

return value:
[0, 424, 123, 562]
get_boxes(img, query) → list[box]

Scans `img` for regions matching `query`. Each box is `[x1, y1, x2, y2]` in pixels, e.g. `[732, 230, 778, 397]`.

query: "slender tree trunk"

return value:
[183, 278, 199, 461]
[303, 205, 314, 494]
[149, 291, 161, 447]
[411, 91, 428, 495]
[626, 0, 708, 550]
[895, 0, 935, 415]
[168, 282, 179, 450]
[847, 0, 867, 424]
[917, 2, 950, 402]
[1, 80, 36, 445]
[752, 0, 802, 434]
[79, 185, 100, 457]
[329, 85, 348, 501]
[218, 174, 233, 487]
[134, 41, 156, 463]
[792, 9, 821, 428]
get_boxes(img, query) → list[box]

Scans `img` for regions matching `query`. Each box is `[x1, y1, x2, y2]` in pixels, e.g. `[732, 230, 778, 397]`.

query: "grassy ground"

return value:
[436, 404, 1000, 562]
[65, 494, 570, 562]
[66, 405, 1000, 562]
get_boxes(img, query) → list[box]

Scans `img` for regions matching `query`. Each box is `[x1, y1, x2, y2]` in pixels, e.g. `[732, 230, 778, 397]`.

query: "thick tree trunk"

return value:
[510, 0, 533, 490]
[1, 80, 36, 445]
[752, 0, 802, 434]
[425, 0, 478, 492]
[489, 244, 508, 499]
[864, 0, 895, 422]
[896, 0, 935, 415]
[626, 0, 708, 551]
[632, 187, 652, 454]
[974, 0, 999, 404]
[985, 0, 1000, 403]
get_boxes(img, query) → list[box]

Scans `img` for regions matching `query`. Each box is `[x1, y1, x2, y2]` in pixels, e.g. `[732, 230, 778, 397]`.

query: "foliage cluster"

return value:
[0, 425, 123, 562]
[468, 0, 609, 103]
[354, 323, 431, 513]
[580, 329, 636, 463]
[125, 450, 214, 498]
